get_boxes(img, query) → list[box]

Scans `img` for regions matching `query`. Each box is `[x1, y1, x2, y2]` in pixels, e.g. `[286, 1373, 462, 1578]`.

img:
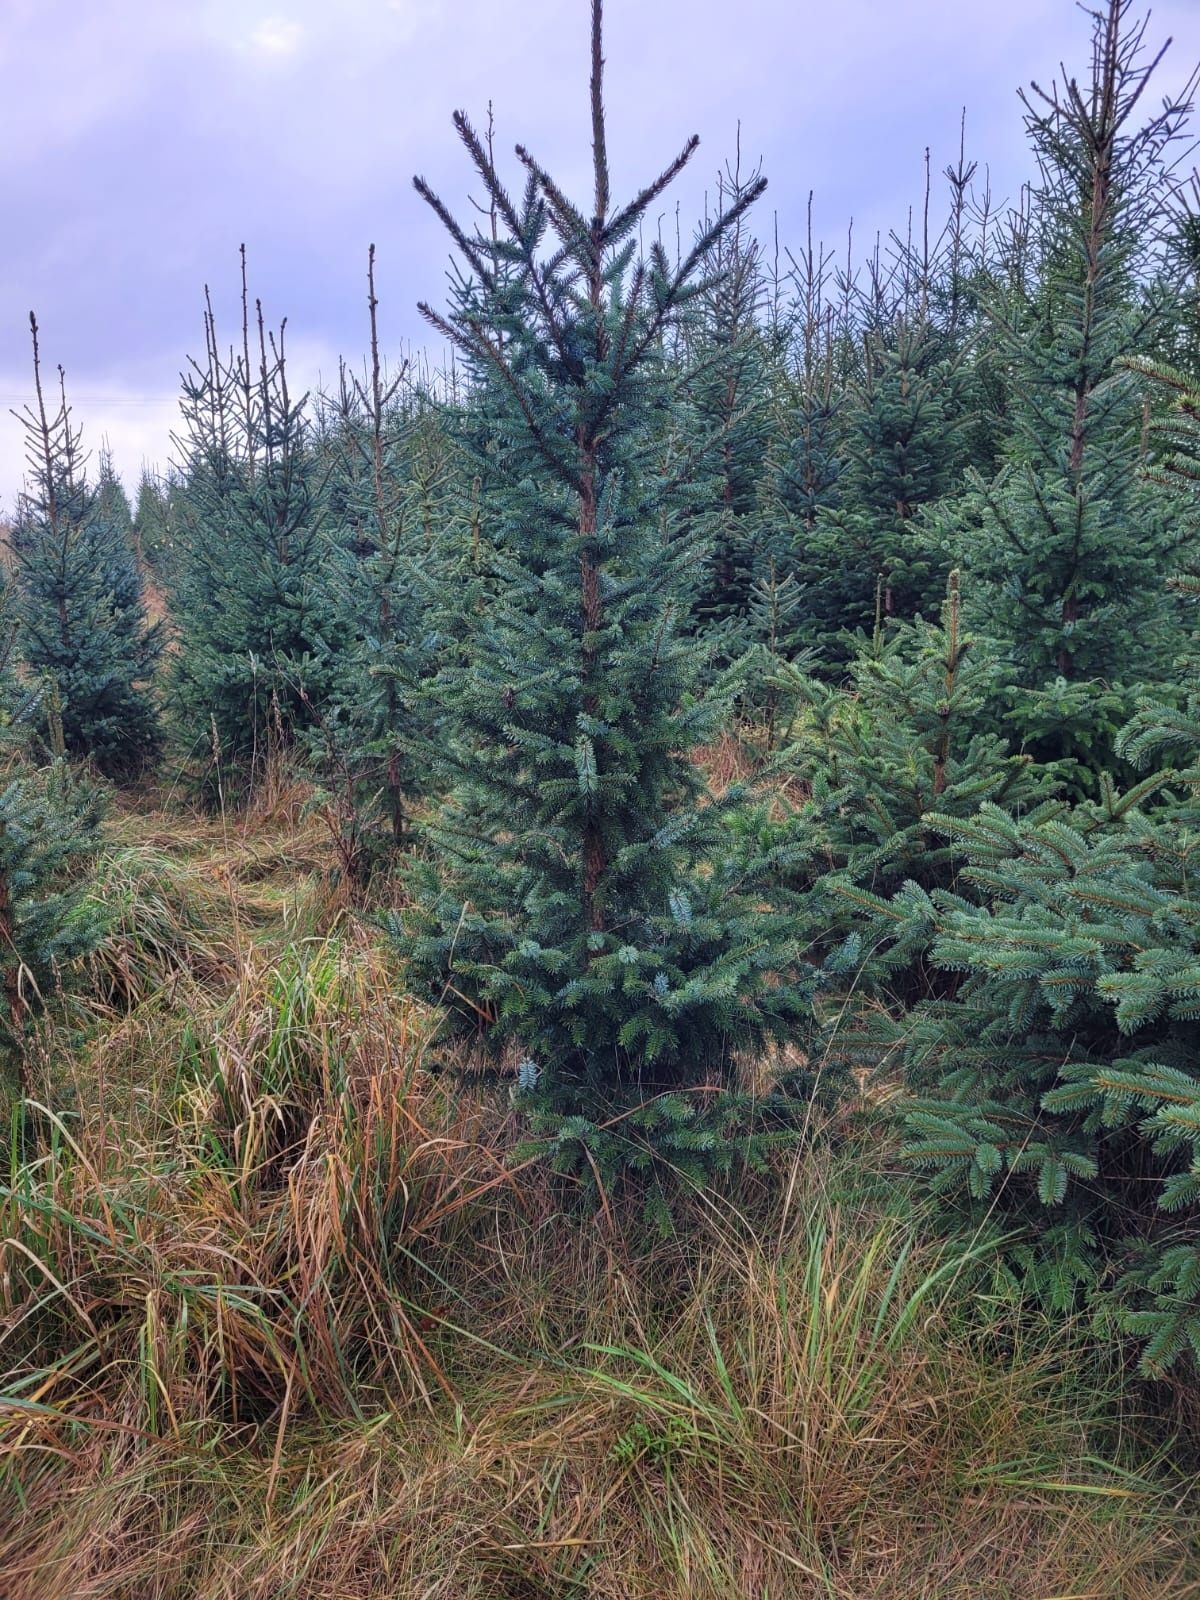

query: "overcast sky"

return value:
[2, 0, 1199, 510]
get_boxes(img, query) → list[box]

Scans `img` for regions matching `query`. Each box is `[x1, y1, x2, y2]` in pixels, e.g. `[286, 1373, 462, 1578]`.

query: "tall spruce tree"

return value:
[8, 316, 162, 778]
[939, 0, 1198, 764]
[765, 199, 843, 567]
[307, 247, 453, 882]
[172, 255, 340, 787]
[796, 311, 972, 656]
[687, 147, 778, 633]
[399, 1, 818, 1203]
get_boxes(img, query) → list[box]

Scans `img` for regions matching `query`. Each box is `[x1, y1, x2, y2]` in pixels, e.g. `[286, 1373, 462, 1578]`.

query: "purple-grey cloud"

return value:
[2, 0, 1198, 506]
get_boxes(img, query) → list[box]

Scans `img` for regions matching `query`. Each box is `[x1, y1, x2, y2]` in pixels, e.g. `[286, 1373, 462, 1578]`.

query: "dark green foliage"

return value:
[0, 569, 20, 723]
[796, 314, 972, 657]
[306, 249, 457, 882]
[781, 573, 1057, 890]
[888, 778, 1200, 1369]
[687, 154, 779, 633]
[0, 756, 105, 1082]
[397, 1, 821, 1202]
[745, 560, 811, 749]
[172, 260, 341, 786]
[1131, 355, 1200, 510]
[9, 317, 162, 779]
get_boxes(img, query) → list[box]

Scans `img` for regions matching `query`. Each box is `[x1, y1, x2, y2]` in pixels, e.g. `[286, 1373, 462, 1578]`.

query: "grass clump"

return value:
[0, 789, 1196, 1598]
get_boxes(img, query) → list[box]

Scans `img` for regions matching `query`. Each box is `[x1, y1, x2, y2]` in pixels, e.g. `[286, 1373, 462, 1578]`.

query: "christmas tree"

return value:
[399, 0, 819, 1206]
[307, 248, 456, 882]
[941, 0, 1195, 767]
[9, 316, 162, 778]
[172, 255, 342, 788]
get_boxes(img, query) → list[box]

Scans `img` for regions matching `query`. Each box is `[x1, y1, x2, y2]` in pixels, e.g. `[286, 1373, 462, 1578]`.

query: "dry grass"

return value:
[0, 787, 1197, 1599]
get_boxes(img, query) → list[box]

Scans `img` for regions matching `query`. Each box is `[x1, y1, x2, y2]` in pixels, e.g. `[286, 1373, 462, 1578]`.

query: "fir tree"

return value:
[399, 1, 819, 1206]
[8, 316, 162, 779]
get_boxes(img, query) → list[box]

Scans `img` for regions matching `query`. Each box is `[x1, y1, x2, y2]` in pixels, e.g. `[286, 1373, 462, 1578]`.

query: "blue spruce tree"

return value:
[399, 0, 819, 1207]
[172, 255, 340, 791]
[938, 0, 1197, 771]
[9, 316, 162, 779]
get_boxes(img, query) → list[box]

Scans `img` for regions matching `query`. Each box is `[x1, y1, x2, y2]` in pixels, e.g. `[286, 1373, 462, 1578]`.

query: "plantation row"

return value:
[4, 0, 1200, 1403]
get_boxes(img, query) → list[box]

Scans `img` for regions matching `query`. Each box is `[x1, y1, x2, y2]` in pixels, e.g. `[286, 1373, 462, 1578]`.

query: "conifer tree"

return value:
[939, 1, 1197, 756]
[307, 247, 452, 882]
[775, 572, 1060, 1000]
[0, 567, 104, 1094]
[132, 466, 180, 577]
[172, 255, 340, 785]
[95, 444, 134, 539]
[0, 569, 19, 724]
[745, 558, 810, 749]
[8, 316, 162, 778]
[873, 360, 1200, 1367]
[885, 738, 1200, 1370]
[796, 313, 971, 656]
[768, 197, 843, 541]
[400, 1, 818, 1201]
[687, 147, 778, 632]
[0, 754, 104, 1094]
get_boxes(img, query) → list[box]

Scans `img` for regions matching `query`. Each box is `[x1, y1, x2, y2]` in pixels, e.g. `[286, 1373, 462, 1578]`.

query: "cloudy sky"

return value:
[2, 0, 1198, 509]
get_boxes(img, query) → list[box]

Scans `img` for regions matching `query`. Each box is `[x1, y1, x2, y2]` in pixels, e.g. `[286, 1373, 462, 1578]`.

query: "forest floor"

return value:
[0, 778, 1198, 1599]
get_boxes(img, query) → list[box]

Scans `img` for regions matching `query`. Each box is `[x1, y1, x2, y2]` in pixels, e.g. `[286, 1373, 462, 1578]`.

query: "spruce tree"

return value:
[687, 148, 778, 633]
[132, 466, 180, 578]
[886, 735, 1200, 1371]
[307, 247, 452, 882]
[0, 566, 104, 1094]
[774, 572, 1060, 1004]
[0, 753, 104, 1094]
[767, 197, 843, 542]
[399, 1, 818, 1202]
[875, 357, 1200, 1368]
[8, 316, 162, 779]
[939, 0, 1196, 762]
[95, 444, 134, 541]
[172, 256, 340, 787]
[796, 312, 971, 656]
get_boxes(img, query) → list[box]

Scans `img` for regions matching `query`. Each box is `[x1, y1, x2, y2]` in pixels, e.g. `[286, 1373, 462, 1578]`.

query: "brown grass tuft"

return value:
[1, 789, 1196, 1598]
